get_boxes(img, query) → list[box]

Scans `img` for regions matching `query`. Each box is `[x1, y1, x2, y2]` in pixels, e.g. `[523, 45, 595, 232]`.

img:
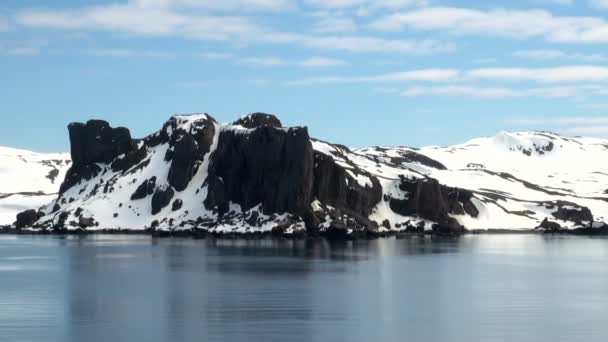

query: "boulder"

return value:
[15, 209, 40, 228]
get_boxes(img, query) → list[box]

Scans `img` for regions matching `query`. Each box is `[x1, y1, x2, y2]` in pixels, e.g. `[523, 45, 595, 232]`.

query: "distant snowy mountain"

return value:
[0, 147, 70, 224]
[4, 113, 608, 236]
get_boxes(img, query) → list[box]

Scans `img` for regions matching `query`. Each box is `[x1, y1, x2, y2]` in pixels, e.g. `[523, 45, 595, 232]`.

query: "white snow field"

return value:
[0, 146, 70, 224]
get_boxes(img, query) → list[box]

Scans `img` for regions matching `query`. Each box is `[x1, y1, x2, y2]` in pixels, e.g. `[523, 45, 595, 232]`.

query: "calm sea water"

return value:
[0, 234, 607, 342]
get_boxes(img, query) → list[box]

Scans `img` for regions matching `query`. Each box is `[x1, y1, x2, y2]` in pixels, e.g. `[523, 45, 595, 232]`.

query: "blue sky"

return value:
[1, 0, 608, 152]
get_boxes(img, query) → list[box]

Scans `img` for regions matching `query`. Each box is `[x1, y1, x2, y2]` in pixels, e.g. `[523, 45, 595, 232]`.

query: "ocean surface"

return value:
[1, 234, 607, 342]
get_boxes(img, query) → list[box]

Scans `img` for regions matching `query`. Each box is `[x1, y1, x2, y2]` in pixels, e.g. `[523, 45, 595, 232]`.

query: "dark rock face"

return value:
[131, 177, 157, 200]
[68, 120, 135, 166]
[60, 120, 136, 193]
[389, 177, 476, 232]
[166, 118, 216, 192]
[232, 113, 282, 128]
[152, 186, 175, 215]
[312, 151, 382, 233]
[204, 126, 314, 217]
[15, 209, 39, 229]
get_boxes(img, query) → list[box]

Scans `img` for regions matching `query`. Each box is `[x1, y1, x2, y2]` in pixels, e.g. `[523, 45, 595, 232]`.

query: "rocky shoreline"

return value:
[2, 225, 607, 239]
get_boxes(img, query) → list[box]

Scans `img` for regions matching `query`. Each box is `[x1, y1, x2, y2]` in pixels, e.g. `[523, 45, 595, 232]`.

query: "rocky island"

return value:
[3, 112, 608, 237]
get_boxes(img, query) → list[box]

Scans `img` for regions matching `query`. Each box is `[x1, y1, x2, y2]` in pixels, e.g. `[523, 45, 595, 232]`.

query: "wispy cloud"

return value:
[87, 48, 175, 58]
[591, 0, 608, 9]
[288, 68, 459, 85]
[513, 49, 608, 62]
[303, 0, 428, 9]
[308, 11, 357, 33]
[203, 53, 348, 68]
[239, 56, 286, 66]
[369, 6, 608, 43]
[508, 117, 608, 125]
[401, 85, 582, 98]
[14, 3, 450, 55]
[468, 66, 608, 82]
[200, 52, 234, 60]
[290, 66, 608, 85]
[508, 116, 608, 137]
[300, 56, 348, 67]
[131, 0, 295, 12]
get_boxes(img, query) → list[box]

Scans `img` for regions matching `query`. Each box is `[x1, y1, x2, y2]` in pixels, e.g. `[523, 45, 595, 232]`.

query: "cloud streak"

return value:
[13, 2, 449, 55]
[291, 66, 608, 84]
[370, 6, 608, 43]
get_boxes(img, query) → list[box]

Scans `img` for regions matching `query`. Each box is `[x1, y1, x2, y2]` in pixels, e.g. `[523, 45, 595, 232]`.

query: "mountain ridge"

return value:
[3, 113, 608, 236]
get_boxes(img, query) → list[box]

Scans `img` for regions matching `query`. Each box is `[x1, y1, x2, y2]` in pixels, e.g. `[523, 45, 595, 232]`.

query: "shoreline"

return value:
[2, 226, 607, 239]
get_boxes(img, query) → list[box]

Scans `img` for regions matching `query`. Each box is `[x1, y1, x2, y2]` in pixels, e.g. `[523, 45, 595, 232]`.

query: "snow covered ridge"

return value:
[4, 113, 608, 236]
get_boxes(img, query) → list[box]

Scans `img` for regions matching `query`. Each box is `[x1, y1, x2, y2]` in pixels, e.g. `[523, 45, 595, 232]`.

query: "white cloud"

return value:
[369, 6, 608, 43]
[533, 0, 573, 5]
[591, 0, 608, 9]
[288, 68, 459, 85]
[309, 14, 357, 33]
[239, 56, 286, 66]
[300, 56, 348, 67]
[15, 4, 266, 39]
[507, 116, 608, 137]
[468, 66, 608, 82]
[2, 46, 40, 56]
[508, 116, 608, 125]
[513, 49, 608, 62]
[202, 53, 348, 68]
[296, 35, 452, 54]
[303, 0, 428, 9]
[200, 52, 234, 60]
[401, 85, 581, 98]
[292, 66, 608, 85]
[14, 3, 448, 55]
[88, 48, 175, 57]
[132, 0, 295, 11]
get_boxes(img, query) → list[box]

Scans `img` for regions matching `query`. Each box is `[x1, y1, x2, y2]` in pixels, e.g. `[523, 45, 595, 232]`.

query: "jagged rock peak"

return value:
[232, 113, 282, 129]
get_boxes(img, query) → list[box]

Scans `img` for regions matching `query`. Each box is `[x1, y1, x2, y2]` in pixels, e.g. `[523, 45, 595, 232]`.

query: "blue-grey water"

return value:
[1, 234, 607, 342]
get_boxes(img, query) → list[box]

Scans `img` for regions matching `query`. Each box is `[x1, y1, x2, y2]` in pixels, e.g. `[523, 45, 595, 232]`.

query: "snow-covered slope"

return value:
[0, 147, 70, 224]
[5, 113, 608, 235]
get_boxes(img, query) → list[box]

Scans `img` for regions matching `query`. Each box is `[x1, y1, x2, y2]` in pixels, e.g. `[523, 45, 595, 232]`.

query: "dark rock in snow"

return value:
[549, 201, 593, 225]
[78, 216, 95, 229]
[152, 186, 174, 215]
[171, 199, 183, 211]
[538, 218, 562, 231]
[15, 209, 40, 229]
[131, 177, 157, 200]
